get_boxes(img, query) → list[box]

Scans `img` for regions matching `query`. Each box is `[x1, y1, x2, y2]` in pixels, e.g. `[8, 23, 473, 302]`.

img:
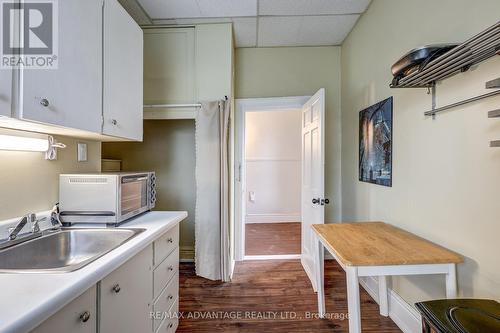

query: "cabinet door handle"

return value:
[40, 99, 50, 107]
[111, 119, 118, 125]
[167, 266, 174, 271]
[112, 284, 121, 293]
[168, 322, 174, 329]
[80, 311, 91, 323]
[167, 294, 174, 300]
[167, 237, 173, 243]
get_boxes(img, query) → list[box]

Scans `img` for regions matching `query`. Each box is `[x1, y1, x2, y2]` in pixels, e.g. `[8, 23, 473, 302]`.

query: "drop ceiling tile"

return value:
[196, 0, 257, 17]
[233, 17, 257, 47]
[297, 15, 359, 45]
[138, 0, 200, 20]
[259, 0, 371, 16]
[258, 16, 302, 47]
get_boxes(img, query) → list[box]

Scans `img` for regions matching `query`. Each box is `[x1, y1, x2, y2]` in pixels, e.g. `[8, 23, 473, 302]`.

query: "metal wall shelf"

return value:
[391, 21, 500, 88]
[486, 77, 500, 89]
[488, 109, 500, 118]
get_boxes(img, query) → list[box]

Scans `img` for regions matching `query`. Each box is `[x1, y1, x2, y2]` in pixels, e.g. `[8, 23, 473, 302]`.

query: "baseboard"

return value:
[180, 245, 195, 261]
[245, 214, 301, 223]
[359, 276, 421, 333]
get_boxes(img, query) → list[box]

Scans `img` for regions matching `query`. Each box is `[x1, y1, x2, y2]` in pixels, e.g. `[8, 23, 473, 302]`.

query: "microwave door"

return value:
[119, 175, 149, 221]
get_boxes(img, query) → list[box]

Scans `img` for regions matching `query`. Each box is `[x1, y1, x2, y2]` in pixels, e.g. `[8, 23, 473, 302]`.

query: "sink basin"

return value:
[0, 228, 144, 273]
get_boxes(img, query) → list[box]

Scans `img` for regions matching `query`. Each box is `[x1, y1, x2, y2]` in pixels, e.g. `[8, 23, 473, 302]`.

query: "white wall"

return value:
[341, 0, 500, 308]
[245, 109, 301, 223]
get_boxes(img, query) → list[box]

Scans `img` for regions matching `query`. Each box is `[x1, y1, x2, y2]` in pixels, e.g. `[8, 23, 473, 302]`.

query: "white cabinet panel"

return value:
[0, 69, 12, 117]
[31, 285, 97, 333]
[103, 0, 143, 141]
[144, 28, 195, 106]
[20, 0, 102, 133]
[100, 245, 153, 333]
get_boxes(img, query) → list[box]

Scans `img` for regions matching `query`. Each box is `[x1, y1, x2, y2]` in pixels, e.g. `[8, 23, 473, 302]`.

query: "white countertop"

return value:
[0, 211, 187, 333]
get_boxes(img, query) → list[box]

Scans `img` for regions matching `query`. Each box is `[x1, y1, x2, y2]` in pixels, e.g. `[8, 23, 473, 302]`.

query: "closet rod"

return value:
[144, 103, 202, 108]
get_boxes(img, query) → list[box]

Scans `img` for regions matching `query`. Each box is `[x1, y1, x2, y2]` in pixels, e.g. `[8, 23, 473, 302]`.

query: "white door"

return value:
[301, 88, 325, 290]
[103, 0, 143, 141]
[20, 0, 102, 133]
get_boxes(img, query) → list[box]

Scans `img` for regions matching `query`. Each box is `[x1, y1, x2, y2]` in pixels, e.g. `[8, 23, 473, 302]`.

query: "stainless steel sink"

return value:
[0, 228, 144, 273]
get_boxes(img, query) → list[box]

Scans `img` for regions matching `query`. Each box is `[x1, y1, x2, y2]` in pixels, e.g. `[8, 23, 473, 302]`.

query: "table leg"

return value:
[346, 266, 361, 333]
[378, 276, 389, 316]
[315, 236, 325, 318]
[445, 264, 457, 299]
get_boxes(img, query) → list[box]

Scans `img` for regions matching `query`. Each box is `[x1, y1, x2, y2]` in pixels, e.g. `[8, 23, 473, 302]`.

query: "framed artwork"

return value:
[359, 97, 393, 187]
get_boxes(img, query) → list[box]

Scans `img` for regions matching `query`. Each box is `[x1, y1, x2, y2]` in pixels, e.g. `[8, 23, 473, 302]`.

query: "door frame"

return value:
[234, 96, 311, 261]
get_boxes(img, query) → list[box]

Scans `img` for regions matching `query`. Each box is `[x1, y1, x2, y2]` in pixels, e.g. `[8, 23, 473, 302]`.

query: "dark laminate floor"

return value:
[245, 222, 301, 256]
[178, 260, 402, 332]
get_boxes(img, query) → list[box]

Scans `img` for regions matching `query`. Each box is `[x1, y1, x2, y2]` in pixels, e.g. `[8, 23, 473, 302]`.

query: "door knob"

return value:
[312, 198, 320, 204]
[321, 199, 330, 205]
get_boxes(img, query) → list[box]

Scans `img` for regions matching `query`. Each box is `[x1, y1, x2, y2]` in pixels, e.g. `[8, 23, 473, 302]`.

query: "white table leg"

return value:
[378, 276, 389, 316]
[315, 237, 326, 318]
[445, 264, 457, 298]
[346, 266, 361, 333]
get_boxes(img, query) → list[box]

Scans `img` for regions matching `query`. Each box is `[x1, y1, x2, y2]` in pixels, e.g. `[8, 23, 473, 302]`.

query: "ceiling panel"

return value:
[196, 0, 257, 17]
[232, 18, 257, 47]
[297, 15, 359, 45]
[258, 16, 303, 47]
[259, 0, 371, 16]
[138, 0, 200, 20]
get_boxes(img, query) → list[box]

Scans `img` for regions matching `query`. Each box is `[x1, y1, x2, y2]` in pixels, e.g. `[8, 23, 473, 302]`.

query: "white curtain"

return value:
[195, 100, 231, 282]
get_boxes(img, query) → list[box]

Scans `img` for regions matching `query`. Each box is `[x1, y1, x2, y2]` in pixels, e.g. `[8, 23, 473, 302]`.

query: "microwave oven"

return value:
[59, 172, 156, 226]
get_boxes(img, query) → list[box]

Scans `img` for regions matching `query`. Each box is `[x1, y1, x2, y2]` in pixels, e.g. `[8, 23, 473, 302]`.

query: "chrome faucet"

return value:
[8, 213, 36, 240]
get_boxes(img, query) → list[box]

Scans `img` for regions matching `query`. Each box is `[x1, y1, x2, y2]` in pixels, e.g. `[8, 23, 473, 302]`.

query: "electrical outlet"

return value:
[77, 143, 87, 162]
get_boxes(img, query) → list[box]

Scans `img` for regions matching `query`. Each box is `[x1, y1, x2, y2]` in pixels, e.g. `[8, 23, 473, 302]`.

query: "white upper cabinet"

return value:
[0, 70, 12, 117]
[103, 0, 143, 141]
[20, 0, 103, 133]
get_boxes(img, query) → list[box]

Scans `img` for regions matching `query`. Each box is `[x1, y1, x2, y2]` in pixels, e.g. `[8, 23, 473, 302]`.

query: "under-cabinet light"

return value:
[0, 134, 50, 152]
[0, 133, 66, 160]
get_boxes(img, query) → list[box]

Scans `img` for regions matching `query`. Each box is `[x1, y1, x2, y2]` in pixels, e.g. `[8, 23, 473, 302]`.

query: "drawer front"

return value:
[153, 275, 179, 332]
[154, 225, 179, 267]
[31, 285, 97, 333]
[154, 247, 179, 299]
[156, 299, 179, 333]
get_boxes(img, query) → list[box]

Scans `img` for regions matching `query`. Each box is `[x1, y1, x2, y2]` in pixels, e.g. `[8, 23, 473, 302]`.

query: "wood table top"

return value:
[312, 222, 463, 267]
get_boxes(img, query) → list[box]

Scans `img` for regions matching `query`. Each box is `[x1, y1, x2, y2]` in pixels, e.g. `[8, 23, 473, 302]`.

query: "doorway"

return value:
[235, 96, 310, 261]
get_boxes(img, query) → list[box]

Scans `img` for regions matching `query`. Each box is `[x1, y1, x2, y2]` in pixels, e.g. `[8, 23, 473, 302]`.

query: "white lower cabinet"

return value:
[31, 285, 97, 333]
[100, 245, 153, 333]
[30, 226, 181, 333]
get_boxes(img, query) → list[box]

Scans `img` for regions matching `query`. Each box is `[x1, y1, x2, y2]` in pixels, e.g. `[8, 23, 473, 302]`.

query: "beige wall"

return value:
[0, 128, 101, 220]
[341, 0, 500, 306]
[235, 46, 342, 222]
[102, 120, 196, 259]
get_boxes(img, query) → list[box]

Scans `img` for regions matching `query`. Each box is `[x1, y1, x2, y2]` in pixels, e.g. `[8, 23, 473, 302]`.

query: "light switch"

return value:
[77, 143, 88, 162]
[249, 191, 256, 202]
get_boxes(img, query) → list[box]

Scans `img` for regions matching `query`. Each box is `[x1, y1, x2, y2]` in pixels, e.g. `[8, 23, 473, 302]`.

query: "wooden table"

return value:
[312, 222, 463, 333]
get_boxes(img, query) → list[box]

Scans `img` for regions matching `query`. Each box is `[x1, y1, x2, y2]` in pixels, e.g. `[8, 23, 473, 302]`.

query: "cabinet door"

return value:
[100, 245, 153, 333]
[20, 0, 102, 133]
[31, 285, 97, 333]
[103, 0, 143, 141]
[144, 28, 195, 106]
[0, 69, 12, 117]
